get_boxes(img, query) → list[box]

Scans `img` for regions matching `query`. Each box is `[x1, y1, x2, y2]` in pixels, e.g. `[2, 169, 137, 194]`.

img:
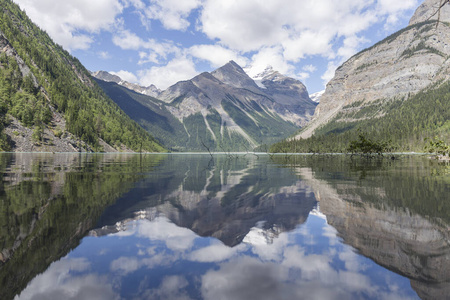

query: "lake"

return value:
[0, 153, 449, 300]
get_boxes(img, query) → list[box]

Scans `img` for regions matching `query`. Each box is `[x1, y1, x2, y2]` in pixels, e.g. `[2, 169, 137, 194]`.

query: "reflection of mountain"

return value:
[0, 153, 164, 300]
[91, 155, 317, 247]
[296, 157, 450, 300]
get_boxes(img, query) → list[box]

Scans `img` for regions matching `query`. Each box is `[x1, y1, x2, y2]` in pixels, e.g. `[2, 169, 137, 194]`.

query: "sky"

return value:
[12, 0, 421, 94]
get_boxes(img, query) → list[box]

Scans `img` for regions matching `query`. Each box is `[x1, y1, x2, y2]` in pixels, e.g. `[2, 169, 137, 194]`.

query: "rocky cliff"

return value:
[298, 0, 450, 139]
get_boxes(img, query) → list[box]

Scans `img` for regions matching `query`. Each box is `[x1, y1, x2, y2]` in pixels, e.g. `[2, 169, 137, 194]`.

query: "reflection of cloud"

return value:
[137, 275, 193, 300]
[15, 258, 119, 300]
[200, 254, 380, 300]
[282, 246, 332, 278]
[201, 256, 292, 300]
[189, 242, 247, 262]
[110, 256, 140, 275]
[137, 217, 197, 251]
[199, 217, 417, 300]
[250, 231, 289, 262]
[339, 248, 369, 273]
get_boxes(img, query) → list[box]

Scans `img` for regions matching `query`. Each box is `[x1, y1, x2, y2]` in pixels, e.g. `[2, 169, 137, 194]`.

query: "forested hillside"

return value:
[0, 0, 165, 152]
[271, 80, 450, 153]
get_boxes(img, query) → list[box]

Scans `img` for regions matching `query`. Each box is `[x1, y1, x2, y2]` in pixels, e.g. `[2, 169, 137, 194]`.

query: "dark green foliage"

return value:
[401, 40, 445, 58]
[347, 131, 391, 155]
[0, 0, 165, 152]
[271, 81, 450, 153]
[425, 136, 450, 157]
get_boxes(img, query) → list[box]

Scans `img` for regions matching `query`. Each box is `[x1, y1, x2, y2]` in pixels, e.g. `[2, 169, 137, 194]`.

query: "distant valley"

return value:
[93, 61, 316, 152]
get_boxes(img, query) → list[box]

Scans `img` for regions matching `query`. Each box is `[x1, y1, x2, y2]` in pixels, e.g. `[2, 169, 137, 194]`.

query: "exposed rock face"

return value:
[298, 0, 450, 139]
[97, 61, 316, 151]
[159, 61, 316, 127]
[91, 70, 121, 83]
[92, 70, 162, 98]
[212, 60, 261, 91]
[409, 0, 450, 25]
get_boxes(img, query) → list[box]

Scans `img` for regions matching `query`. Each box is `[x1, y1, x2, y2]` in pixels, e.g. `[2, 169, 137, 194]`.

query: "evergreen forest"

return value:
[270, 81, 450, 154]
[0, 0, 165, 152]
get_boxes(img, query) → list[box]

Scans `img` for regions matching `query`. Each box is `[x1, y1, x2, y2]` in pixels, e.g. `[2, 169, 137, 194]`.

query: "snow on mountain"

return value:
[310, 90, 325, 103]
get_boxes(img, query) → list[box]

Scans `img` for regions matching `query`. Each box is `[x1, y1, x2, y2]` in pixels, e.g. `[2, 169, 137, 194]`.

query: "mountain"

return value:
[95, 61, 317, 151]
[273, 0, 450, 153]
[0, 0, 165, 152]
[91, 71, 162, 98]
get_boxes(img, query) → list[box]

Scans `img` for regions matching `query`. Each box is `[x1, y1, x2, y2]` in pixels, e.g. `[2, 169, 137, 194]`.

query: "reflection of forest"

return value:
[3, 154, 448, 300]
[0, 153, 165, 300]
[291, 156, 450, 300]
[93, 155, 318, 247]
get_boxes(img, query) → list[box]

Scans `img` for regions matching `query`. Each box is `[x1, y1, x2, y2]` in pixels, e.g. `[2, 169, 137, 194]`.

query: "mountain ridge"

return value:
[94, 61, 317, 151]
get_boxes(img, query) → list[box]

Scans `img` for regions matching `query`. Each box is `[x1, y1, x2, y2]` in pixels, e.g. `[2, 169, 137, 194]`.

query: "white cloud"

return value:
[112, 30, 143, 50]
[14, 0, 420, 89]
[98, 51, 112, 59]
[138, 57, 198, 89]
[246, 47, 295, 79]
[199, 0, 418, 87]
[13, 0, 123, 51]
[337, 35, 370, 60]
[321, 61, 340, 86]
[142, 0, 201, 31]
[112, 30, 181, 64]
[298, 72, 310, 82]
[189, 45, 248, 68]
[303, 65, 318, 73]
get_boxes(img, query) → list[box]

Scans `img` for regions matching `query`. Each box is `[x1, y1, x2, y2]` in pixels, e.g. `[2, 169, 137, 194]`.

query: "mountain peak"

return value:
[211, 61, 260, 90]
[92, 70, 122, 84]
[409, 0, 450, 25]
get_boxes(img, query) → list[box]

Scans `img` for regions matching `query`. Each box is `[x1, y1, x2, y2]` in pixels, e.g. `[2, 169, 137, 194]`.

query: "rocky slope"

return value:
[298, 0, 450, 139]
[95, 61, 316, 151]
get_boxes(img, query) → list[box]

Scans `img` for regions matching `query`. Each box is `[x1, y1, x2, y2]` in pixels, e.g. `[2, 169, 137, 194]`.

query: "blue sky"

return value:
[13, 0, 421, 94]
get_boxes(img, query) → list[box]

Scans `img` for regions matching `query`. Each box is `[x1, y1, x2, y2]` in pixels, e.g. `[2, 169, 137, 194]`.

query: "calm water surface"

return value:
[0, 153, 449, 300]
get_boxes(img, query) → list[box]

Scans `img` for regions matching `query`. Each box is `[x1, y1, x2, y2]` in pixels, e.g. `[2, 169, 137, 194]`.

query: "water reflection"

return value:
[0, 153, 164, 300]
[289, 156, 450, 300]
[1, 154, 449, 299]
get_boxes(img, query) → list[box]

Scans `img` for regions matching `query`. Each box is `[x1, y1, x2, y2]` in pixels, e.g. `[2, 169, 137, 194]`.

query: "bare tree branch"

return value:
[426, 0, 450, 28]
